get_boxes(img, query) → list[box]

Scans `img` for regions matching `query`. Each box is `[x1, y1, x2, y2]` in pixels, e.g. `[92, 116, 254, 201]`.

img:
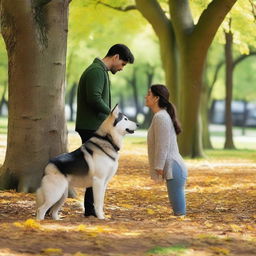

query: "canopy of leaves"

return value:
[0, 38, 8, 98]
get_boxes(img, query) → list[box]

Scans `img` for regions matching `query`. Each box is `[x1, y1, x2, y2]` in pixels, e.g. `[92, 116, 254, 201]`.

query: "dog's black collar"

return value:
[92, 133, 120, 152]
[88, 141, 115, 161]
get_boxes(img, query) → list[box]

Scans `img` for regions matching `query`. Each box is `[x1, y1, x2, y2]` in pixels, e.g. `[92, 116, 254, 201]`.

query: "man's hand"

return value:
[155, 169, 164, 178]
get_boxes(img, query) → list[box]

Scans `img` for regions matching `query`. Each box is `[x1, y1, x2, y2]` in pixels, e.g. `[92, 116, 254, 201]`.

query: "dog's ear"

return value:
[111, 104, 119, 117]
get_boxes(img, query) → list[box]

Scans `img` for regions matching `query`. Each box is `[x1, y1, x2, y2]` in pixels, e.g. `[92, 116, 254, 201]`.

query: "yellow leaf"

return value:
[23, 219, 41, 229]
[230, 224, 242, 232]
[204, 221, 213, 228]
[76, 224, 87, 232]
[210, 247, 230, 255]
[246, 224, 255, 231]
[73, 252, 91, 256]
[147, 209, 155, 215]
[13, 219, 41, 230]
[42, 248, 63, 255]
[13, 222, 23, 228]
[119, 203, 133, 209]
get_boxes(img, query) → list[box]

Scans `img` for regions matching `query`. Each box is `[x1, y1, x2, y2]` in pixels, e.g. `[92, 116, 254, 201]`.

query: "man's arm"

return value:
[84, 68, 111, 115]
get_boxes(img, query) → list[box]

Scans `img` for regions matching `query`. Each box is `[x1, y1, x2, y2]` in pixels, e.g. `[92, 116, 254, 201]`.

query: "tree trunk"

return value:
[224, 30, 235, 149]
[0, 81, 8, 116]
[119, 93, 125, 112]
[141, 64, 155, 129]
[169, 0, 236, 157]
[201, 81, 213, 149]
[241, 100, 247, 136]
[0, 0, 69, 192]
[130, 69, 140, 121]
[135, 0, 178, 105]
[200, 60, 214, 149]
[178, 52, 205, 157]
[67, 82, 77, 122]
[159, 30, 178, 105]
[107, 0, 237, 157]
[192, 114, 205, 158]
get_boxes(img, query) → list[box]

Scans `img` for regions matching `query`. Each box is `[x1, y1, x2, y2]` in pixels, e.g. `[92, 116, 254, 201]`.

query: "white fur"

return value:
[36, 105, 137, 220]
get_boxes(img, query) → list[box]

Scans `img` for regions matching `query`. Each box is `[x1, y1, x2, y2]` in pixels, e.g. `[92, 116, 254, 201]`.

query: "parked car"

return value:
[210, 100, 256, 127]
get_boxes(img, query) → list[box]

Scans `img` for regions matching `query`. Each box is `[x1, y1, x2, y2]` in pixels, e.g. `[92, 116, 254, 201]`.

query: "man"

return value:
[75, 44, 134, 217]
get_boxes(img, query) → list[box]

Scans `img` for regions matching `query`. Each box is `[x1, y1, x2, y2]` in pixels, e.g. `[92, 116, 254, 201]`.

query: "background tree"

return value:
[195, 0, 256, 151]
[224, 19, 236, 149]
[201, 45, 224, 149]
[0, 0, 70, 192]
[99, 0, 237, 157]
[223, 1, 256, 149]
[0, 38, 8, 115]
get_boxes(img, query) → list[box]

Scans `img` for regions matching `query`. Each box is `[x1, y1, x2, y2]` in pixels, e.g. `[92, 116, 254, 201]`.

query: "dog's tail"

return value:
[36, 187, 45, 209]
[36, 163, 59, 208]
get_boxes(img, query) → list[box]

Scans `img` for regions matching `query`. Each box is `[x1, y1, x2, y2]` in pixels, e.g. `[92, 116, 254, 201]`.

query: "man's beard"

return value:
[110, 68, 117, 74]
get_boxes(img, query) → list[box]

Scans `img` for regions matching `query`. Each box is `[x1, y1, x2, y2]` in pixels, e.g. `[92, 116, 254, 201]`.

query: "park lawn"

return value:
[124, 135, 256, 162]
[0, 134, 256, 256]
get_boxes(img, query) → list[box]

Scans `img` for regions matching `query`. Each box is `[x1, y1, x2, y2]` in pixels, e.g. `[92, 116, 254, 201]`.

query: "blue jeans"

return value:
[166, 161, 187, 216]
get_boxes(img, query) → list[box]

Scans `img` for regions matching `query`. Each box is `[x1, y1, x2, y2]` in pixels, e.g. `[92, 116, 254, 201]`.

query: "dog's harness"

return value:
[87, 141, 116, 161]
[83, 133, 120, 161]
[92, 133, 120, 152]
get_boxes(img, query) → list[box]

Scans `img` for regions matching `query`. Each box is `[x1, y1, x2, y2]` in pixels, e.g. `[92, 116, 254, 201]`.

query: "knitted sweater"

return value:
[147, 109, 186, 180]
[76, 58, 111, 130]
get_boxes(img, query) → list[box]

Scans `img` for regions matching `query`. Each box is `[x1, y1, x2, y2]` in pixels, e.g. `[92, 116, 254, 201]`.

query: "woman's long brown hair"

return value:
[150, 84, 181, 135]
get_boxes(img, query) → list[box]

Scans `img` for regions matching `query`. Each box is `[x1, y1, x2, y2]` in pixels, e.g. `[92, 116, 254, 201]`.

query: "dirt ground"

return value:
[0, 141, 256, 256]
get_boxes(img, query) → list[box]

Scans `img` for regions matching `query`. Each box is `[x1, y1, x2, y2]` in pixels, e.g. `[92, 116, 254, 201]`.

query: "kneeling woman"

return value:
[145, 84, 187, 216]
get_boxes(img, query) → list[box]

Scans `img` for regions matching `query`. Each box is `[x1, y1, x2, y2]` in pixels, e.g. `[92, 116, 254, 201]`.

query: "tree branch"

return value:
[135, 0, 172, 39]
[208, 60, 224, 98]
[33, 0, 53, 8]
[96, 1, 136, 12]
[249, 0, 256, 22]
[208, 51, 256, 97]
[233, 52, 256, 68]
[169, 0, 194, 37]
[192, 0, 237, 51]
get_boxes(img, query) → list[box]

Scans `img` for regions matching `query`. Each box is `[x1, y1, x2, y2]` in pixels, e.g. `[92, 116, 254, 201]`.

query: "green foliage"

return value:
[67, 0, 164, 105]
[205, 148, 256, 162]
[212, 0, 256, 53]
[233, 56, 256, 100]
[190, 0, 211, 22]
[0, 38, 8, 98]
[147, 244, 187, 254]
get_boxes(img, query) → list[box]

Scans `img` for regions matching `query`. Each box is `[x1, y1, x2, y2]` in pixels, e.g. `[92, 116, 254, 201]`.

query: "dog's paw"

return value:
[52, 215, 60, 220]
[96, 212, 105, 220]
[36, 216, 44, 221]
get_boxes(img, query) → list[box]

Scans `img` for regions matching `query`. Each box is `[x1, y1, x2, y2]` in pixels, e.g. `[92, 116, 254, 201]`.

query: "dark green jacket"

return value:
[75, 58, 111, 130]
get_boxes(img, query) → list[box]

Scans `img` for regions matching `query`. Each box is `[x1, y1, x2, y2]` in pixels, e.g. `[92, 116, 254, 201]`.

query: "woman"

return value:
[145, 84, 187, 216]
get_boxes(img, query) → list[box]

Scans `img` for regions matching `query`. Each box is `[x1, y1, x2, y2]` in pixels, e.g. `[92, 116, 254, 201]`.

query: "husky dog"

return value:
[36, 105, 137, 220]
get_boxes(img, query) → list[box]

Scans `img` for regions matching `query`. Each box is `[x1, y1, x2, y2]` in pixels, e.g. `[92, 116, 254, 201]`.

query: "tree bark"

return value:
[0, 0, 69, 192]
[101, 0, 237, 157]
[130, 69, 140, 121]
[192, 113, 205, 158]
[141, 64, 155, 129]
[67, 82, 77, 122]
[224, 30, 235, 149]
[170, 0, 237, 157]
[201, 81, 213, 149]
[135, 0, 178, 105]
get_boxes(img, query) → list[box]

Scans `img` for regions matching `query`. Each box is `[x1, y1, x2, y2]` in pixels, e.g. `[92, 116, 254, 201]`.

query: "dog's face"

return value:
[111, 105, 138, 136]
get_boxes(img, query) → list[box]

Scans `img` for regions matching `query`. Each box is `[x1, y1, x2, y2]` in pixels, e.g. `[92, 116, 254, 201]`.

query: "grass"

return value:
[0, 117, 7, 134]
[205, 148, 256, 162]
[0, 116, 255, 162]
[147, 244, 188, 255]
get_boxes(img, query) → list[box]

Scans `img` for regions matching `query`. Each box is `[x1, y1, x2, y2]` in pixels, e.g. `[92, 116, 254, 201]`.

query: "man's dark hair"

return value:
[106, 44, 134, 63]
